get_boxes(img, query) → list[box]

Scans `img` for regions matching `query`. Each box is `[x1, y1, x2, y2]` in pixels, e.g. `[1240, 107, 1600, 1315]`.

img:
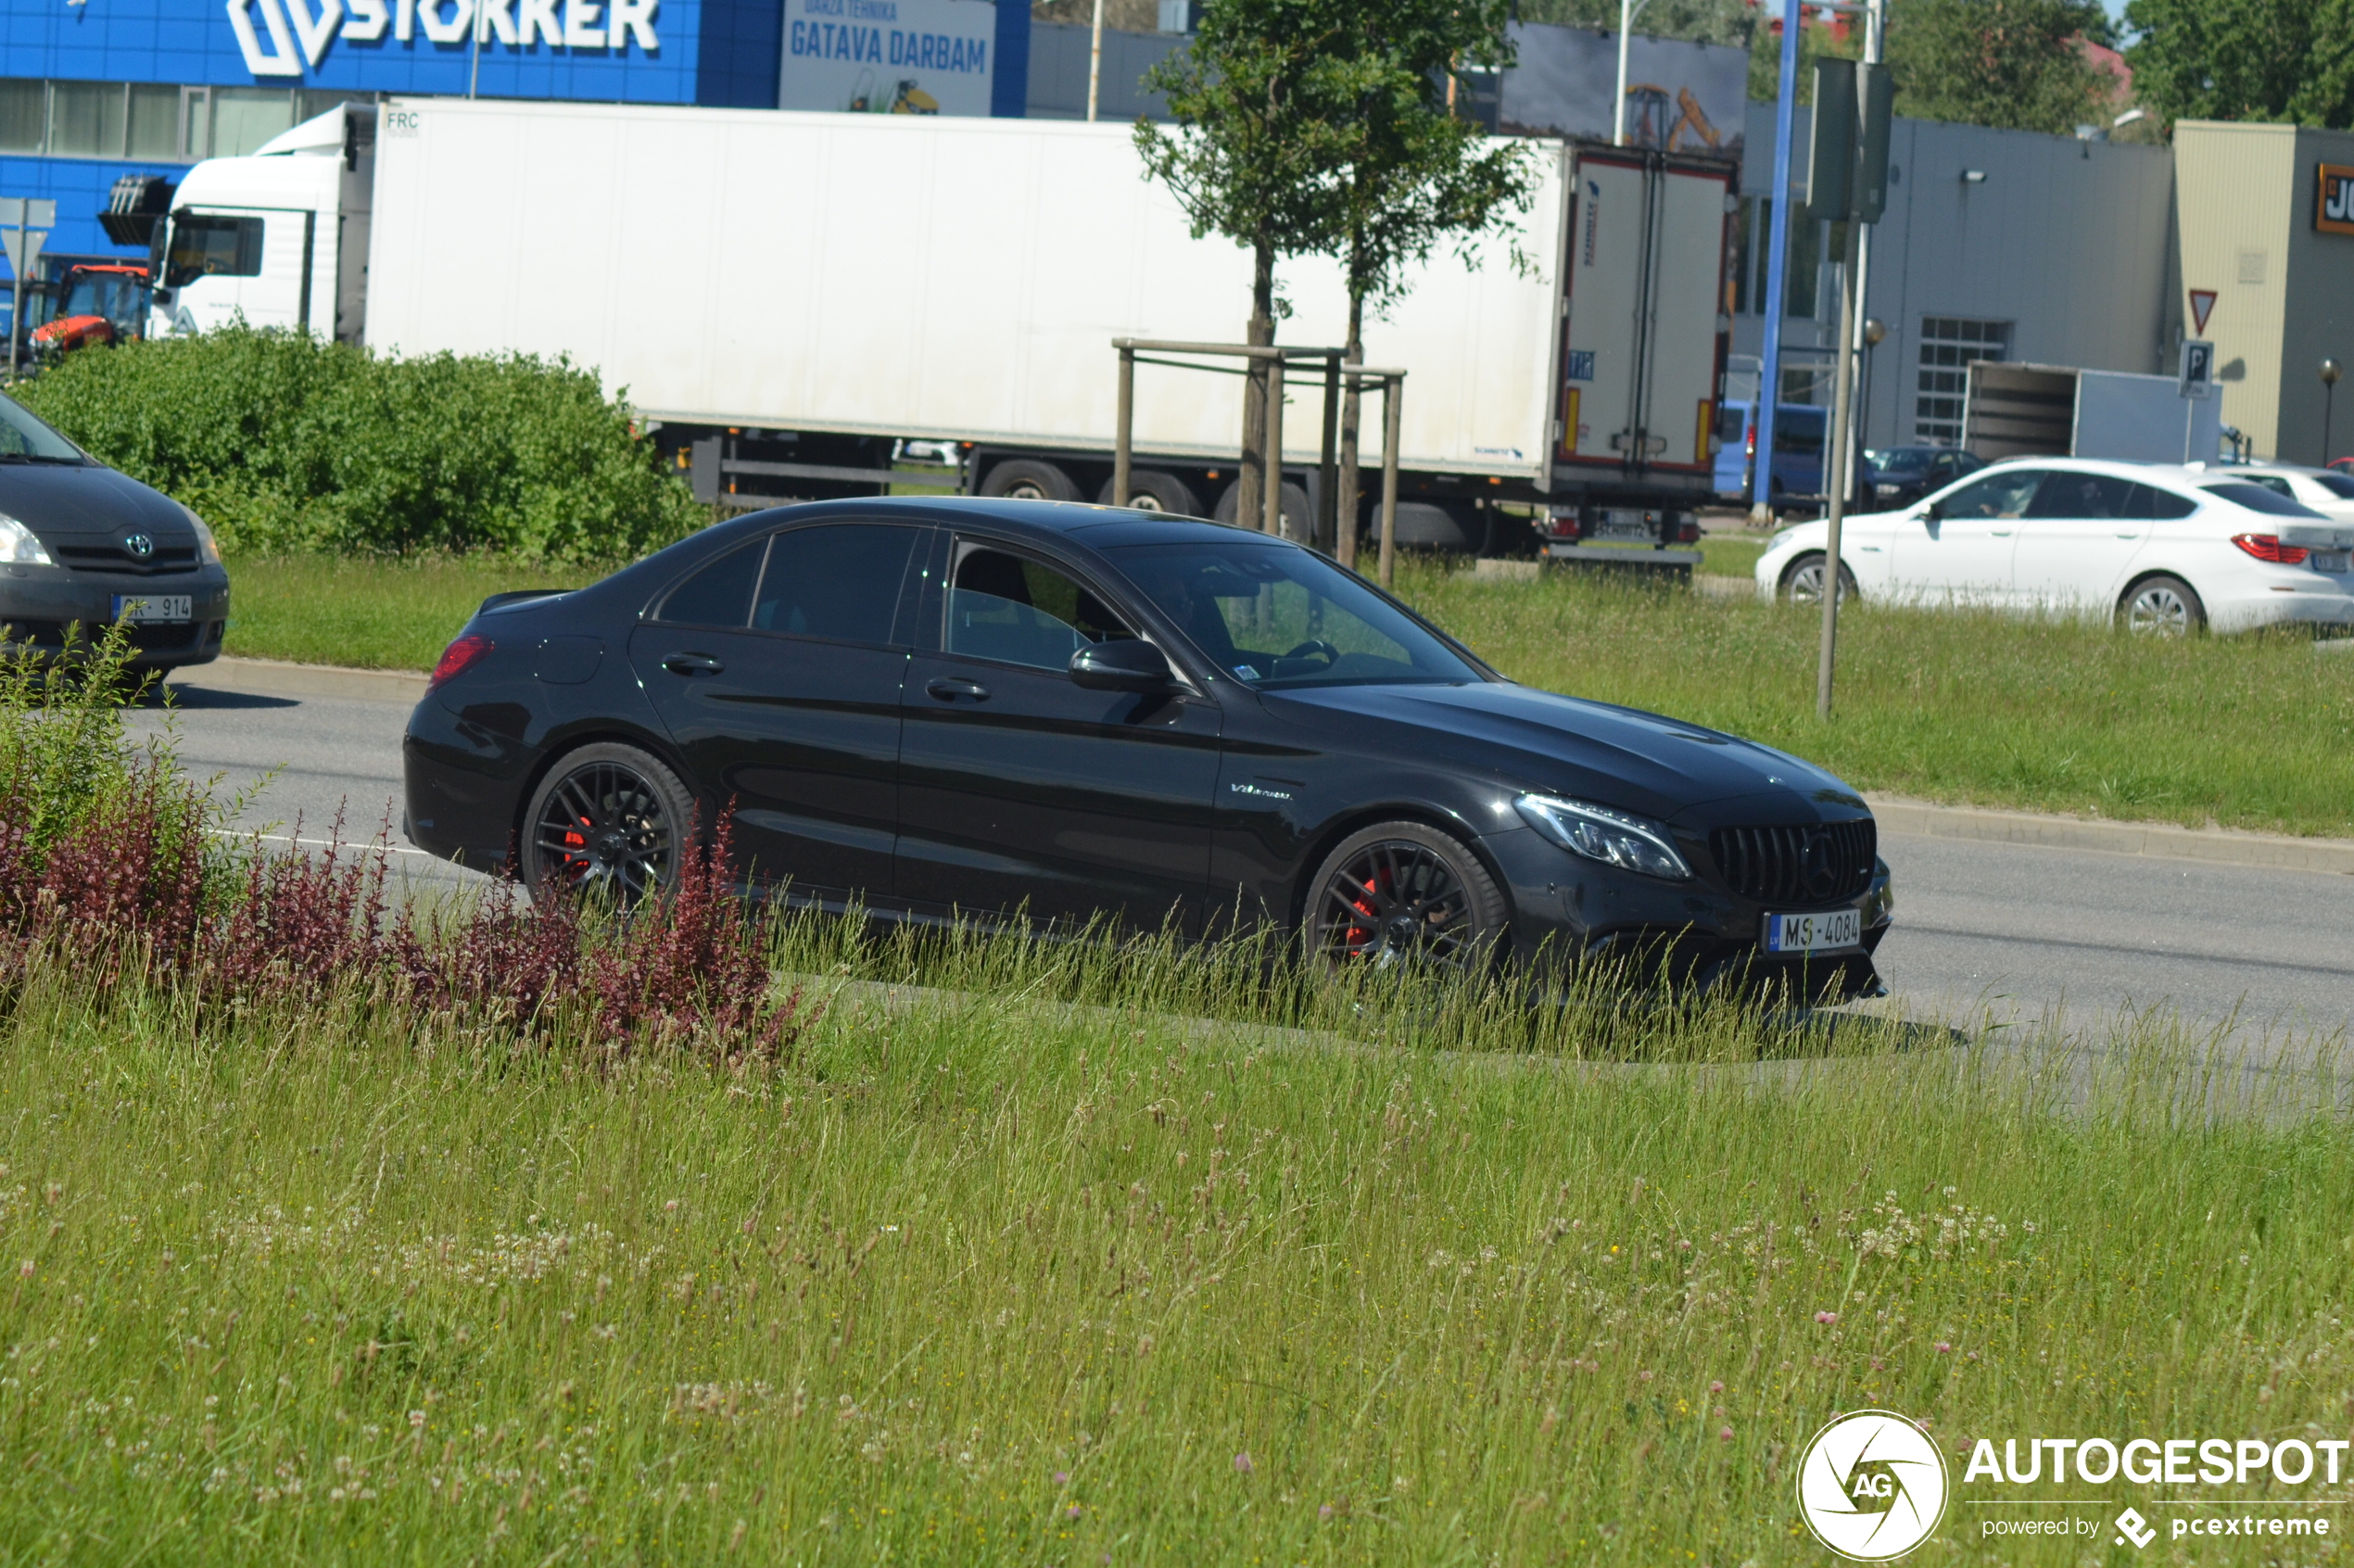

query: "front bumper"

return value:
[1479, 822, 1893, 1004]
[0, 563, 231, 667]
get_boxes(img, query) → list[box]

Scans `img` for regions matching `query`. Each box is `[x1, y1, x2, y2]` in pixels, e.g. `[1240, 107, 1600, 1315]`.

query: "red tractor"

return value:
[30, 262, 153, 358]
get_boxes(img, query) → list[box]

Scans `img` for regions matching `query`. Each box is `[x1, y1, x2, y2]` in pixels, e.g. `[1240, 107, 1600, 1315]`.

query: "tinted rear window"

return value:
[653, 541, 762, 627]
[2199, 482, 2325, 518]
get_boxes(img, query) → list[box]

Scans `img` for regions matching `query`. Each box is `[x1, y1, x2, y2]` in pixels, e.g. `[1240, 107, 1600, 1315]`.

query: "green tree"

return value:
[1308, 3, 1535, 560]
[1137, 0, 1350, 528]
[1884, 0, 2116, 133]
[2123, 0, 2354, 129]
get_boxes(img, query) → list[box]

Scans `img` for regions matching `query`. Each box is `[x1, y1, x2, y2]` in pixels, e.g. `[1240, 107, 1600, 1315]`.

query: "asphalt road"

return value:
[135, 675, 2354, 1048]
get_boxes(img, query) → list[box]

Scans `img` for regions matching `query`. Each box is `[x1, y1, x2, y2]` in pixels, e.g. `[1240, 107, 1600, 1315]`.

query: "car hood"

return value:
[1268, 680, 1867, 827]
[0, 462, 194, 543]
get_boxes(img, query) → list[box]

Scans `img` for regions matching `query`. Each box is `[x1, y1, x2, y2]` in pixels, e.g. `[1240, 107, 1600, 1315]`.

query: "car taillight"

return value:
[1675, 517, 1701, 543]
[2231, 533, 2310, 565]
[1745, 426, 1756, 457]
[430, 633, 494, 688]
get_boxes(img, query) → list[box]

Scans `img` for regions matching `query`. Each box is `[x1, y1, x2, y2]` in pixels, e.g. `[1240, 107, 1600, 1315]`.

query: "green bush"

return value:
[16, 324, 707, 563]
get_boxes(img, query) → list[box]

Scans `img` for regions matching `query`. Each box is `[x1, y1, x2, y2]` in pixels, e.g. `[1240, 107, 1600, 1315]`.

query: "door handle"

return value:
[1991, 528, 2014, 537]
[927, 677, 991, 702]
[661, 651, 724, 676]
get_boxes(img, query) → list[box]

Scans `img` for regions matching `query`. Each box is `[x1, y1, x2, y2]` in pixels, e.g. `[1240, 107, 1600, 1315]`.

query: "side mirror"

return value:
[1917, 499, 1944, 522]
[1069, 638, 1173, 692]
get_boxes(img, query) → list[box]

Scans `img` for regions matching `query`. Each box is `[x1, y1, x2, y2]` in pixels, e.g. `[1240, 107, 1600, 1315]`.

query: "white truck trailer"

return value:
[1963, 361, 2225, 466]
[149, 99, 1737, 554]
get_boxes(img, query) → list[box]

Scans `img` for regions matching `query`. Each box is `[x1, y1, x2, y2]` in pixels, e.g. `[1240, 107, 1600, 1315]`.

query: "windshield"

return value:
[0, 393, 84, 462]
[63, 272, 147, 334]
[1869, 449, 1936, 474]
[1106, 539, 1484, 689]
[2200, 482, 2325, 519]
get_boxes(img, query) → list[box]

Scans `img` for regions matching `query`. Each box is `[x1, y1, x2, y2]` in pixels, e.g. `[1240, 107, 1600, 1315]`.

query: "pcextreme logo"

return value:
[1795, 1410, 1950, 1562]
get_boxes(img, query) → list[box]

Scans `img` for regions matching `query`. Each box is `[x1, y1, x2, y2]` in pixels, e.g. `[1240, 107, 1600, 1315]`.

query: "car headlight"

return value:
[187, 513, 222, 566]
[1514, 793, 1691, 881]
[0, 512, 54, 566]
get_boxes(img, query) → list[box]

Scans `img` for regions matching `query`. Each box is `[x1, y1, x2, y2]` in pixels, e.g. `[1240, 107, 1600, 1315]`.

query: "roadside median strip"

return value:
[1867, 795, 2354, 877]
[170, 655, 430, 706]
[168, 654, 2354, 879]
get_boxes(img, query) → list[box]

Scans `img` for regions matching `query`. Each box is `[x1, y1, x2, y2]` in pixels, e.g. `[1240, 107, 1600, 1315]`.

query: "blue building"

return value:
[0, 0, 1030, 262]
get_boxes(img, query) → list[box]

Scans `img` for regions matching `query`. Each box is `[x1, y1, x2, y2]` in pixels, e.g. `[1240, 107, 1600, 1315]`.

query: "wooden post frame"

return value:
[1109, 337, 1350, 537]
[1112, 344, 1134, 511]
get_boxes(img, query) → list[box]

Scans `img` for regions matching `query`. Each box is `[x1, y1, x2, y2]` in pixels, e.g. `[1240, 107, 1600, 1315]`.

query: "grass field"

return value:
[212, 546, 2354, 839]
[1411, 562, 2354, 840]
[221, 554, 584, 673]
[3, 917, 2348, 1566]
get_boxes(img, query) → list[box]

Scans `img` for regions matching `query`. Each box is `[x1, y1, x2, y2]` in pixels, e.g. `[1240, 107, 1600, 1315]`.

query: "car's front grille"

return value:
[1708, 819, 1877, 905]
[54, 543, 199, 575]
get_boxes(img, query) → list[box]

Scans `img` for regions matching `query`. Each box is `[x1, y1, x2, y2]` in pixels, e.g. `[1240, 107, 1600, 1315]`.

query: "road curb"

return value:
[165, 657, 2354, 878]
[1867, 795, 2354, 876]
[169, 655, 430, 706]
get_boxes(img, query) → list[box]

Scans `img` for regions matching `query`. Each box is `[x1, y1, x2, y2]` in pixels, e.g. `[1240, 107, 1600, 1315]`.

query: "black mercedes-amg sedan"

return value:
[403, 498, 1892, 997]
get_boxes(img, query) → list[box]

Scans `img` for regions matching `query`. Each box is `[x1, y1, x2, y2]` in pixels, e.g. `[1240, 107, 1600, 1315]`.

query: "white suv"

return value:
[1753, 458, 2354, 635]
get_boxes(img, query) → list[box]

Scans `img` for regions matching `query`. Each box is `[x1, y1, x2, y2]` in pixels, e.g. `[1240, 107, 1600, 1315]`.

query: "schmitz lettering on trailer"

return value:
[228, 0, 661, 79]
[1580, 178, 1601, 267]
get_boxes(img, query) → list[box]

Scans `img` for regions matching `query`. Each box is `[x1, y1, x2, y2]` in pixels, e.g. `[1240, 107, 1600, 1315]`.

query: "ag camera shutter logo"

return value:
[1796, 1410, 1949, 1561]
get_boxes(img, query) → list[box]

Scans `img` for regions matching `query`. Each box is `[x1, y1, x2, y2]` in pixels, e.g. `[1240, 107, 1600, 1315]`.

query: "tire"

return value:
[1385, 500, 1484, 553]
[979, 459, 1081, 503]
[1778, 551, 1859, 607]
[521, 741, 697, 904]
[1301, 820, 1511, 972]
[1095, 468, 1202, 516]
[2119, 574, 2207, 637]
[1213, 477, 1313, 538]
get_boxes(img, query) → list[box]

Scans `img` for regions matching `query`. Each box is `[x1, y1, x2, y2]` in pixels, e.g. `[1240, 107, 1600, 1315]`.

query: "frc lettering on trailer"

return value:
[228, 0, 660, 78]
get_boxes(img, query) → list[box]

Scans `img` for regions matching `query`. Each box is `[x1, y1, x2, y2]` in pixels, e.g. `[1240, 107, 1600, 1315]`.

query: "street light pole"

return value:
[2322, 358, 2343, 466]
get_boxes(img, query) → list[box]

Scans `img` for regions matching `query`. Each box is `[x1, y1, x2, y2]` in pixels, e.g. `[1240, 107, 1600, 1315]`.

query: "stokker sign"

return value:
[227, 0, 663, 77]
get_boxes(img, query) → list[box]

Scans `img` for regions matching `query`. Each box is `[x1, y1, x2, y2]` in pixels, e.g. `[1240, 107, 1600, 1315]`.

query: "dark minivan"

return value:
[0, 391, 230, 671]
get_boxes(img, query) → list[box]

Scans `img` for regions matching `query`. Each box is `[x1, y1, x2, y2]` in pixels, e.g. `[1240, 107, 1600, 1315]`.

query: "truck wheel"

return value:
[1778, 552, 1857, 606]
[1214, 478, 1313, 537]
[980, 459, 1081, 502]
[1384, 500, 1482, 553]
[1097, 469, 1202, 516]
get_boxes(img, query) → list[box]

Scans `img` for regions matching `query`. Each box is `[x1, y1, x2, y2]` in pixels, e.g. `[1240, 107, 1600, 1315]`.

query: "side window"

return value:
[946, 545, 1133, 671]
[2025, 472, 2136, 520]
[2143, 486, 2197, 520]
[1937, 468, 2043, 519]
[753, 525, 919, 644]
[2243, 474, 2296, 499]
[164, 214, 263, 288]
[653, 541, 762, 627]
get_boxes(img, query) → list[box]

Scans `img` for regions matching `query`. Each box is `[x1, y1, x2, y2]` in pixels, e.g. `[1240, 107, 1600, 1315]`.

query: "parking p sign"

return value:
[2180, 338, 2215, 399]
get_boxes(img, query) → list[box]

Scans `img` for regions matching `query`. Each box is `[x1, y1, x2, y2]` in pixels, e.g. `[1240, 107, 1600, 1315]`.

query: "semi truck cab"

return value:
[149, 103, 373, 345]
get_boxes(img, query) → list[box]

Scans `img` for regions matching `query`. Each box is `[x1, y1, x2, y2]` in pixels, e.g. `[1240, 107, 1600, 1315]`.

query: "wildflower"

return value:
[16, 1260, 29, 1279]
[1815, 1310, 1838, 1325]
[1708, 1380, 1724, 1394]
[1054, 1471, 1069, 1486]
[665, 1201, 679, 1212]
[1719, 1426, 1735, 1442]
[1234, 1451, 1254, 1474]
[1934, 1341, 1953, 1354]
[1067, 1505, 1082, 1519]
[1319, 1503, 1335, 1521]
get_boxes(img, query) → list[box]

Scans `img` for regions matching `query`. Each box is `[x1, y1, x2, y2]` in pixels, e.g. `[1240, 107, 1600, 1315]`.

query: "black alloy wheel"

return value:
[1304, 821, 1508, 970]
[522, 742, 694, 903]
